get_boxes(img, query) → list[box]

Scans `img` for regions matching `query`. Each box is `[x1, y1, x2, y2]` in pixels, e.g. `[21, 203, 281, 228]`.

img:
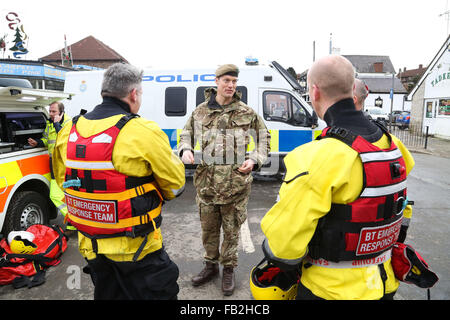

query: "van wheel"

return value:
[3, 191, 49, 234]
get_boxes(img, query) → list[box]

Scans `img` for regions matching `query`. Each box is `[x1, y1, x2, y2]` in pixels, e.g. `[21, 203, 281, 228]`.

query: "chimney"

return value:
[404, 67, 407, 72]
[373, 62, 383, 73]
[419, 64, 423, 69]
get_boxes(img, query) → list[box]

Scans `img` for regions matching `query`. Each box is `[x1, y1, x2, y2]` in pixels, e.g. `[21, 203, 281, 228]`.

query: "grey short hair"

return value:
[101, 63, 143, 99]
[354, 78, 369, 102]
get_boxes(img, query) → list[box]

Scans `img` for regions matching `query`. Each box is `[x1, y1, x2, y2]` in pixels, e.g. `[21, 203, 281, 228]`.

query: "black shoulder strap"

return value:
[318, 126, 358, 147]
[72, 115, 81, 125]
[371, 120, 393, 145]
[72, 113, 139, 129]
[115, 113, 139, 130]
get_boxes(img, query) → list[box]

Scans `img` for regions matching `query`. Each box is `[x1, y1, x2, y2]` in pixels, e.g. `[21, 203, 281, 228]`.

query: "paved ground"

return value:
[407, 135, 450, 159]
[0, 136, 448, 301]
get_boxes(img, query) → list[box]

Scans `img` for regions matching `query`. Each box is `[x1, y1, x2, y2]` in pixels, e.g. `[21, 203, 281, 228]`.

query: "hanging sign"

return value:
[4, 12, 29, 59]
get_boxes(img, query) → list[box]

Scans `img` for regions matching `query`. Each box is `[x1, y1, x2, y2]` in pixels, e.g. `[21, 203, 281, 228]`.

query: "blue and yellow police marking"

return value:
[162, 128, 322, 153]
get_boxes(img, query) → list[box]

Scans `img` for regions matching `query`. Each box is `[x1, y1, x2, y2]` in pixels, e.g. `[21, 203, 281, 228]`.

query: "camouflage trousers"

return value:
[198, 196, 249, 268]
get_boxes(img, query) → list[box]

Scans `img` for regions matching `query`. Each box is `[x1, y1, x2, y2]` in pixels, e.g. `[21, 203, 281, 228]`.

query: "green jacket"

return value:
[179, 88, 270, 204]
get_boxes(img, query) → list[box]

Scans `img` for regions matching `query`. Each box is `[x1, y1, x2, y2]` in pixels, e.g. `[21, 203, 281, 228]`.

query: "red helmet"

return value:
[391, 242, 438, 289]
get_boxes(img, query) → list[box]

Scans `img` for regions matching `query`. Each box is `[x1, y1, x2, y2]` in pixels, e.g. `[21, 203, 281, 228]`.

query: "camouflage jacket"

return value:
[179, 88, 270, 204]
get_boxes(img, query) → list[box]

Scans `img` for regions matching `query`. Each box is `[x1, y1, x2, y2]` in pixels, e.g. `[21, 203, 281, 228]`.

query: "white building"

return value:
[358, 73, 410, 113]
[343, 55, 410, 114]
[298, 55, 410, 114]
[408, 35, 450, 139]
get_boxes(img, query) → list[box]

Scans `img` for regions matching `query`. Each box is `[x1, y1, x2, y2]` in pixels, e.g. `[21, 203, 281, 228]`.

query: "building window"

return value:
[438, 98, 450, 116]
[44, 79, 65, 91]
[165, 87, 187, 116]
[426, 101, 433, 118]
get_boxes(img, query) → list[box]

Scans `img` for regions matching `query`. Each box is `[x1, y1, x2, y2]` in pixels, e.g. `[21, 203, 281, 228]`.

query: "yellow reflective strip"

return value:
[65, 183, 158, 202]
[269, 129, 279, 152]
[313, 129, 322, 140]
[43, 172, 51, 182]
[67, 203, 162, 229]
[0, 177, 6, 191]
[0, 161, 23, 186]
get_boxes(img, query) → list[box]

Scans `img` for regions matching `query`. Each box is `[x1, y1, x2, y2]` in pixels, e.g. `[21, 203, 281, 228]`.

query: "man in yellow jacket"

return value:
[52, 63, 185, 299]
[28, 101, 72, 229]
[261, 55, 415, 300]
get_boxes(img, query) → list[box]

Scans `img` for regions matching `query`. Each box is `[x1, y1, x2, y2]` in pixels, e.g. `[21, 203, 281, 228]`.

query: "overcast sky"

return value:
[2, 0, 449, 73]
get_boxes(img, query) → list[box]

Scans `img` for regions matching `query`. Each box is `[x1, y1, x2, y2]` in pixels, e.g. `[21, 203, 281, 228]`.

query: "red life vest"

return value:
[64, 114, 163, 238]
[308, 126, 407, 263]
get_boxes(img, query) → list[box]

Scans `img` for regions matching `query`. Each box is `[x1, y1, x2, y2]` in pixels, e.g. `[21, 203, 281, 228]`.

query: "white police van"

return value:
[63, 60, 326, 175]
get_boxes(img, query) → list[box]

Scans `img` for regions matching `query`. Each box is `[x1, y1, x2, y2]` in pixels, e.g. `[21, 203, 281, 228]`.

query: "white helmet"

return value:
[7, 231, 35, 246]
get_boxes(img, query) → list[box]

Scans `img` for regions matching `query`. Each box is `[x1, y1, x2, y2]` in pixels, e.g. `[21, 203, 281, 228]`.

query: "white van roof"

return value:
[0, 86, 73, 107]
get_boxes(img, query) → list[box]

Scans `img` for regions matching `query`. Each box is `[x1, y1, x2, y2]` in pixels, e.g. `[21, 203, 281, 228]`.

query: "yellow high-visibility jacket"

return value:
[52, 113, 185, 262]
[261, 132, 414, 300]
[42, 113, 71, 156]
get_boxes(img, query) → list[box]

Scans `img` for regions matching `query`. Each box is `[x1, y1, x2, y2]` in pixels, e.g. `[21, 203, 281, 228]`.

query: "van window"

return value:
[292, 99, 308, 126]
[263, 91, 309, 127]
[196, 86, 248, 106]
[165, 87, 187, 116]
[0, 112, 46, 154]
[264, 92, 291, 121]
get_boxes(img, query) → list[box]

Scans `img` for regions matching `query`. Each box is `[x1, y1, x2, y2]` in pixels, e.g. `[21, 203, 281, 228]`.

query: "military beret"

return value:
[215, 64, 239, 78]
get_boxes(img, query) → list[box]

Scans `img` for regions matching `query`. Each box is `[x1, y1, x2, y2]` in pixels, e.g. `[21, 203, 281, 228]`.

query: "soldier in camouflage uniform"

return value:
[179, 64, 270, 296]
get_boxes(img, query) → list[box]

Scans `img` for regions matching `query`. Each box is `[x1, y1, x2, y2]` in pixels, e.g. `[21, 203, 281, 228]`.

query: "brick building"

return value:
[397, 64, 427, 92]
[39, 35, 128, 69]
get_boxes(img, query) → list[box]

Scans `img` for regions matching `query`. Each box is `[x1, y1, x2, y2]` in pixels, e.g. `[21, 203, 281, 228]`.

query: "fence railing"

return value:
[387, 122, 429, 150]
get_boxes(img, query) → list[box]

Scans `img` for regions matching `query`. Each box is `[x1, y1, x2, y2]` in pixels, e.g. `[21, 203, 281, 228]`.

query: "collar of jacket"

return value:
[204, 87, 243, 111]
[84, 96, 132, 120]
[323, 98, 382, 142]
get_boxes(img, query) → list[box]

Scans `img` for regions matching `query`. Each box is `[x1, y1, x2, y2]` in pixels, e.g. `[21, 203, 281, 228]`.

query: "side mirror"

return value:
[307, 111, 318, 128]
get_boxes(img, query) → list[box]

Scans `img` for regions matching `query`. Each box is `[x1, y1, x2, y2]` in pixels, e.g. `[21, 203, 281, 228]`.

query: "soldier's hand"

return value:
[27, 138, 37, 147]
[181, 150, 194, 164]
[238, 159, 255, 174]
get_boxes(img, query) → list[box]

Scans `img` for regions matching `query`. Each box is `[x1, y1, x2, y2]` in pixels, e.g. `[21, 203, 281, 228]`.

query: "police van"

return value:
[0, 78, 72, 234]
[63, 60, 326, 175]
